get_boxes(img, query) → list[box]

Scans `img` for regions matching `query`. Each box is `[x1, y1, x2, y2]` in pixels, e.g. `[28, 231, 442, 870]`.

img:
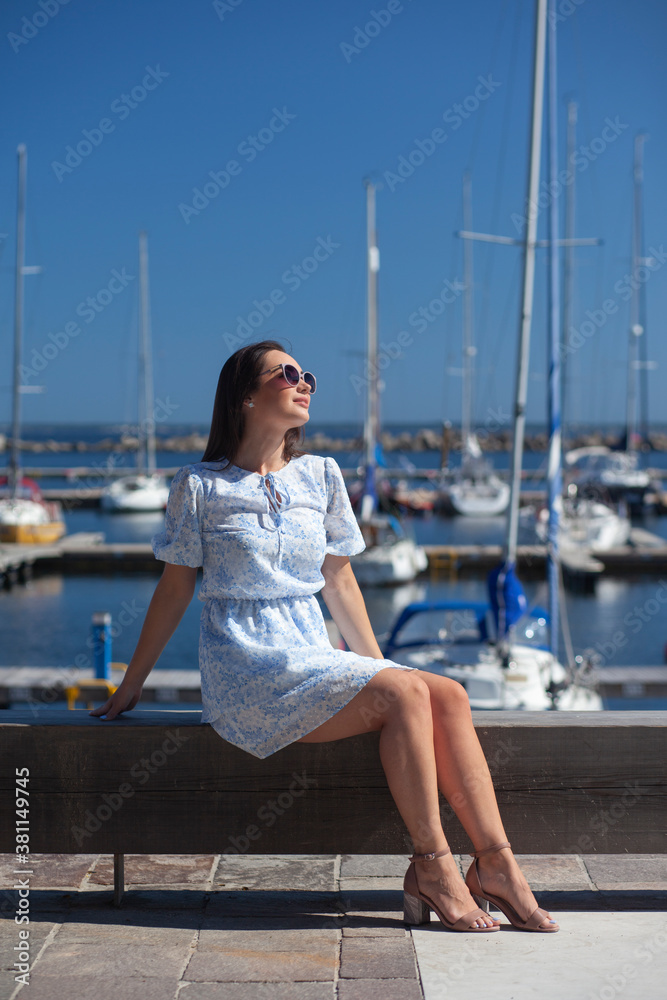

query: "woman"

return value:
[90, 339, 558, 934]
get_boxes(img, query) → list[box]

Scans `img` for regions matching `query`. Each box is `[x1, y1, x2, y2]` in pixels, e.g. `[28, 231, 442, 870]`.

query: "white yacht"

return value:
[101, 233, 169, 513]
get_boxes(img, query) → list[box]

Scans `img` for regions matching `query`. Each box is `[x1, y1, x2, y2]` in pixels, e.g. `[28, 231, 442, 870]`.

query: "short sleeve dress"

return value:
[151, 453, 415, 758]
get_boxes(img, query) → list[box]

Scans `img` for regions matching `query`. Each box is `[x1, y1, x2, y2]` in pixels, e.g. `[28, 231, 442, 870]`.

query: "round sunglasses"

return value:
[259, 363, 317, 394]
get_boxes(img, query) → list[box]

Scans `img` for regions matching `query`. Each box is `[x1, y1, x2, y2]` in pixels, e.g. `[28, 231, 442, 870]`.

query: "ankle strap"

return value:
[408, 847, 451, 862]
[469, 840, 511, 859]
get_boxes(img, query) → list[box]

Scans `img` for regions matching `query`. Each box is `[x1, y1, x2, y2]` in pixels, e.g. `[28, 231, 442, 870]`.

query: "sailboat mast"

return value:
[561, 100, 577, 425]
[9, 145, 27, 498]
[362, 179, 379, 520]
[546, 0, 562, 662]
[461, 170, 474, 451]
[625, 134, 646, 453]
[504, 0, 547, 564]
[138, 231, 156, 475]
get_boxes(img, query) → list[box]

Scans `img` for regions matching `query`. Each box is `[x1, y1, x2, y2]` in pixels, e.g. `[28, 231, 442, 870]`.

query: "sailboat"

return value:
[525, 97, 629, 564]
[563, 134, 652, 512]
[348, 180, 428, 586]
[447, 172, 509, 517]
[384, 0, 601, 709]
[0, 144, 66, 544]
[101, 232, 169, 513]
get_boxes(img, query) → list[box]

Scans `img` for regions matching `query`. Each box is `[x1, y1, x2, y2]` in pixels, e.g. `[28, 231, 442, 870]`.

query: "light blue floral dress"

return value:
[151, 453, 415, 758]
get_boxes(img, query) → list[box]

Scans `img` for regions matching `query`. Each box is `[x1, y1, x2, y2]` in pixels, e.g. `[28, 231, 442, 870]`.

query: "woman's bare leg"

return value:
[415, 669, 557, 929]
[296, 666, 497, 927]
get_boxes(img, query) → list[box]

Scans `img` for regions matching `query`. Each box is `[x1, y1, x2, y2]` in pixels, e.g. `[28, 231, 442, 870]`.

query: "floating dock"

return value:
[3, 529, 667, 588]
[1, 663, 666, 708]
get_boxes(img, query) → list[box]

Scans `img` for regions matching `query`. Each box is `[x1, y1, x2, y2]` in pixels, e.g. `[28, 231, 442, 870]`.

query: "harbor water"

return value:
[2, 424, 666, 710]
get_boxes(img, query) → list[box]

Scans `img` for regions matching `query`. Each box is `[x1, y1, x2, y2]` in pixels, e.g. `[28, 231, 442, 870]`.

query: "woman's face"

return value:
[247, 350, 312, 429]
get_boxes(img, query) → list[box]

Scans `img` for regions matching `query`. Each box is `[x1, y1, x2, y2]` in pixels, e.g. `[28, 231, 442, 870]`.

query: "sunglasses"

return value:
[259, 363, 317, 394]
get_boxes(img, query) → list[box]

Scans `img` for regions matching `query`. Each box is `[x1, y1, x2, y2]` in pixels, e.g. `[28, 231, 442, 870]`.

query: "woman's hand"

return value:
[88, 563, 196, 723]
[89, 680, 143, 721]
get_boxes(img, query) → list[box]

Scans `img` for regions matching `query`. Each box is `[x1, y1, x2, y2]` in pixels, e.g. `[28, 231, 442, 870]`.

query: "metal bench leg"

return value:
[113, 853, 125, 907]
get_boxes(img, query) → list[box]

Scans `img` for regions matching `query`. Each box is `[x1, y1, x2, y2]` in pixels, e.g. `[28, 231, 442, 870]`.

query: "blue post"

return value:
[91, 611, 112, 680]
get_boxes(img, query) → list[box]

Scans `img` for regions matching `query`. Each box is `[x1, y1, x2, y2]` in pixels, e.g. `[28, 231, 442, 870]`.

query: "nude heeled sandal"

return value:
[465, 840, 560, 932]
[403, 847, 500, 931]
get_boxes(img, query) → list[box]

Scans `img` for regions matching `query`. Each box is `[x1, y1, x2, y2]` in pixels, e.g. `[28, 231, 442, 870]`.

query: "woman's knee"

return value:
[419, 672, 471, 713]
[370, 667, 433, 716]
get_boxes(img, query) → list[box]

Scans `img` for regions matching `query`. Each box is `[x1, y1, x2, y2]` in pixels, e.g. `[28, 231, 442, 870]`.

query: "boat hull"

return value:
[0, 521, 66, 544]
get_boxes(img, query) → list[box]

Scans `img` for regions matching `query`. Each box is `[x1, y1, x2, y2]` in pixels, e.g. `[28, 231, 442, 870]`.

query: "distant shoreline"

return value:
[1, 428, 665, 454]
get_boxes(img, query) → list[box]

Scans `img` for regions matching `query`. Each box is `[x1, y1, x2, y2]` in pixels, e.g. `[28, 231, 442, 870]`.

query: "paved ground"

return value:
[1, 853, 666, 999]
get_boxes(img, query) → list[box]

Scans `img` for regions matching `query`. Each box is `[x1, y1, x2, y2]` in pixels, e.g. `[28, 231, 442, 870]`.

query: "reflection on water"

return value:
[63, 508, 167, 544]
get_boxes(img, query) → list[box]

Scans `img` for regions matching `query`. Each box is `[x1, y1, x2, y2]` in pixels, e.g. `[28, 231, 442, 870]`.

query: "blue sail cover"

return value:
[487, 560, 528, 638]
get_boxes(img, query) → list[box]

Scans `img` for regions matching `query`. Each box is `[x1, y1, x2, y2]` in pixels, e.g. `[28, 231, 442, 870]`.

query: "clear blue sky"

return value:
[1, 0, 665, 431]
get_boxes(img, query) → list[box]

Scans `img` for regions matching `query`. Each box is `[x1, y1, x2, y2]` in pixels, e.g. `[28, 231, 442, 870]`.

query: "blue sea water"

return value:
[1, 424, 666, 709]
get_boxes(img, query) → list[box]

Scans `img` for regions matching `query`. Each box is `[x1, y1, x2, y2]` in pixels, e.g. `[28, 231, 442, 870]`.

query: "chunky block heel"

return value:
[471, 892, 491, 913]
[402, 846, 499, 932]
[403, 890, 431, 925]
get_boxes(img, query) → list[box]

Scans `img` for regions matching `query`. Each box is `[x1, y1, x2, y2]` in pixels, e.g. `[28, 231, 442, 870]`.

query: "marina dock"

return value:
[3, 529, 667, 588]
[1, 663, 666, 709]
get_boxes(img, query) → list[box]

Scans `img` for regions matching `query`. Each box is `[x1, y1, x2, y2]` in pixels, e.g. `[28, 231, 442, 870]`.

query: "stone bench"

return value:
[1, 710, 664, 905]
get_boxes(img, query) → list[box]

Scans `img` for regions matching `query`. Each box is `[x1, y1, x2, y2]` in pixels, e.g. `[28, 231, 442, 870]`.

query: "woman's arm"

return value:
[89, 563, 198, 720]
[319, 553, 384, 659]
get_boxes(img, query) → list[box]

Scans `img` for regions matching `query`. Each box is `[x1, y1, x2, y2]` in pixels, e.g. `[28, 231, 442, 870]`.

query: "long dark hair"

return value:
[201, 339, 307, 465]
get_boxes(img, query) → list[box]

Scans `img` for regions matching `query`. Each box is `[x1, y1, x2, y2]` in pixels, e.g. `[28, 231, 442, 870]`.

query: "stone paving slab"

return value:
[54, 920, 196, 947]
[9, 974, 181, 1000]
[338, 877, 404, 891]
[339, 935, 417, 979]
[339, 855, 409, 877]
[197, 926, 338, 952]
[90, 854, 216, 886]
[0, 920, 54, 972]
[185, 947, 336, 983]
[583, 854, 667, 890]
[20, 941, 189, 979]
[338, 980, 423, 1000]
[0, 855, 97, 890]
[178, 983, 333, 999]
[412, 912, 667, 1000]
[214, 856, 335, 891]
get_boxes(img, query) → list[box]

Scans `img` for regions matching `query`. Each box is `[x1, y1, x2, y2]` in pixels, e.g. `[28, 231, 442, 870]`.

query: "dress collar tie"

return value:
[259, 472, 291, 566]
